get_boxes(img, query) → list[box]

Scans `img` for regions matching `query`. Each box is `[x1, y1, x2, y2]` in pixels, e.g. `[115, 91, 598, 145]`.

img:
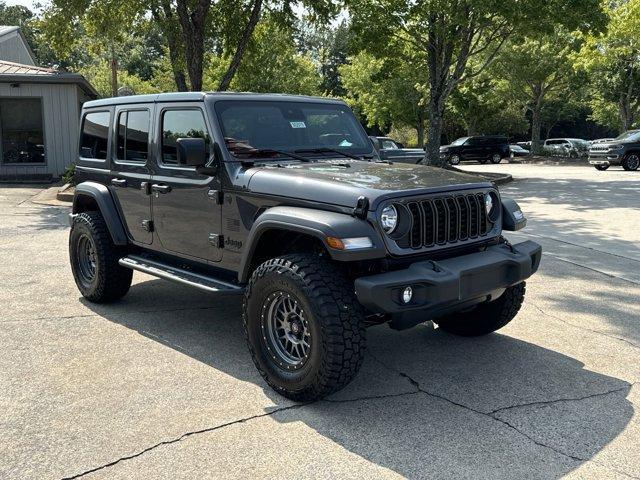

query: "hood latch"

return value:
[353, 196, 369, 219]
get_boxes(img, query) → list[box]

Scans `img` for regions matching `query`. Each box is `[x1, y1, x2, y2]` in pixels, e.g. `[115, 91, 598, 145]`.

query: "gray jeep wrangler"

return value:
[69, 92, 541, 401]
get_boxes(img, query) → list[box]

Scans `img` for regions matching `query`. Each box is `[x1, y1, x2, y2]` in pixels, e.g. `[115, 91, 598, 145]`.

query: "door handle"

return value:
[111, 178, 127, 187]
[151, 184, 172, 194]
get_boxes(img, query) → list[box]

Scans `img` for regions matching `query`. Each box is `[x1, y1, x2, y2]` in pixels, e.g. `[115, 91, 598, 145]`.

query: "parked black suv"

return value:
[69, 93, 541, 400]
[589, 129, 640, 171]
[440, 135, 510, 165]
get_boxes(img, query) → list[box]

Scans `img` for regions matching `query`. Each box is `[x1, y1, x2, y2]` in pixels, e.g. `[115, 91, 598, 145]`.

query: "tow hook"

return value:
[501, 237, 518, 254]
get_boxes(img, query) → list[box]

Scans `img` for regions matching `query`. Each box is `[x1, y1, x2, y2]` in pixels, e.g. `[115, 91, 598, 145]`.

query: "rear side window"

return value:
[161, 109, 209, 165]
[116, 110, 150, 162]
[80, 111, 110, 159]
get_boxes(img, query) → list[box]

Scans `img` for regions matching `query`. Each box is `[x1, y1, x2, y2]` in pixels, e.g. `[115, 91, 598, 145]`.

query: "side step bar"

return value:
[119, 254, 243, 293]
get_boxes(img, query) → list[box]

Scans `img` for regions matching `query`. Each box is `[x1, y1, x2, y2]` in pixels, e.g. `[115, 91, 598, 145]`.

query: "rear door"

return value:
[462, 137, 482, 159]
[107, 106, 153, 244]
[150, 103, 223, 262]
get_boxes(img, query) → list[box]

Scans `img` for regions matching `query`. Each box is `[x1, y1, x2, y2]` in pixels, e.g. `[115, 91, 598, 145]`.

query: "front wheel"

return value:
[595, 164, 609, 171]
[491, 153, 502, 164]
[622, 153, 640, 171]
[449, 154, 461, 165]
[243, 254, 366, 401]
[434, 282, 526, 336]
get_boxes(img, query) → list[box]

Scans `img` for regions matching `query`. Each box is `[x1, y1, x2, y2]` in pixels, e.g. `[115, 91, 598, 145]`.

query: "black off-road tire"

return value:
[595, 164, 609, 171]
[491, 153, 502, 164]
[243, 254, 366, 401]
[622, 153, 640, 171]
[434, 282, 526, 337]
[69, 211, 132, 303]
[449, 154, 461, 165]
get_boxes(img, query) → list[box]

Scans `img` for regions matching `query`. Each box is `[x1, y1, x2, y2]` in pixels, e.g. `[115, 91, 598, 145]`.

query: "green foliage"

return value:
[204, 20, 321, 95]
[340, 46, 428, 144]
[61, 163, 76, 185]
[79, 64, 161, 98]
[578, 0, 640, 131]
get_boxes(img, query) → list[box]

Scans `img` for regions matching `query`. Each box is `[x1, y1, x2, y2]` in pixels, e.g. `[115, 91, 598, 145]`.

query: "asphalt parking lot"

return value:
[1, 163, 638, 479]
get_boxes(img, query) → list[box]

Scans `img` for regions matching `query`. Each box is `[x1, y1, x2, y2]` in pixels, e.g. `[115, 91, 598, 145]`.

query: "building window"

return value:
[116, 110, 150, 162]
[161, 109, 209, 165]
[80, 111, 110, 160]
[0, 98, 45, 164]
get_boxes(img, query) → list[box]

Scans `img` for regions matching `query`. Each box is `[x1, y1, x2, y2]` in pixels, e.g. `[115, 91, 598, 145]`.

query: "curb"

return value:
[480, 172, 513, 185]
[56, 183, 74, 202]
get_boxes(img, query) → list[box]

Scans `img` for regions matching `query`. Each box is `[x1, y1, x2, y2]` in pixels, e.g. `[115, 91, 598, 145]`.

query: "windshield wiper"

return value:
[294, 147, 364, 161]
[230, 148, 312, 162]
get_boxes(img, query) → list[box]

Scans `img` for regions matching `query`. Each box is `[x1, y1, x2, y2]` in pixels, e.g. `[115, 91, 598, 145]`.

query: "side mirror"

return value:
[177, 137, 207, 167]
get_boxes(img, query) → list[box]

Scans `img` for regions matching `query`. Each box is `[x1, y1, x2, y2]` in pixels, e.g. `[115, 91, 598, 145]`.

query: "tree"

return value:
[340, 49, 428, 145]
[203, 19, 321, 95]
[347, 0, 605, 165]
[579, 0, 640, 132]
[495, 29, 584, 152]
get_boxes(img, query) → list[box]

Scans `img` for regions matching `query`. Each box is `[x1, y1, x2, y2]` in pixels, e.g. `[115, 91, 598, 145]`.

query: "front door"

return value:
[108, 107, 153, 244]
[151, 104, 223, 262]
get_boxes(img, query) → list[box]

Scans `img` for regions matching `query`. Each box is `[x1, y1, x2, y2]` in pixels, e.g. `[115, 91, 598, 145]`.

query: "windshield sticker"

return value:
[289, 121, 306, 129]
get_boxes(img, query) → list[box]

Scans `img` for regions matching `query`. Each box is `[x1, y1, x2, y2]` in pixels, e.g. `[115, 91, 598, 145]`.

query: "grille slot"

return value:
[403, 192, 491, 249]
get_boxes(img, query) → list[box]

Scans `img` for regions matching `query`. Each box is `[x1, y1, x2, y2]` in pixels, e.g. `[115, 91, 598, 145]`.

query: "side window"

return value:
[161, 109, 209, 165]
[116, 110, 150, 162]
[80, 111, 110, 159]
[381, 140, 398, 149]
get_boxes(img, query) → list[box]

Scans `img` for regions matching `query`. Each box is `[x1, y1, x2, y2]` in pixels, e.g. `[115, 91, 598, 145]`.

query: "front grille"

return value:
[400, 193, 490, 249]
[589, 145, 609, 153]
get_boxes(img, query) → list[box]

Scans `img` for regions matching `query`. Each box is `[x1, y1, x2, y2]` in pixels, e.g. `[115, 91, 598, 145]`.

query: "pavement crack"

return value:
[488, 385, 630, 415]
[368, 352, 639, 478]
[531, 303, 640, 350]
[59, 403, 307, 480]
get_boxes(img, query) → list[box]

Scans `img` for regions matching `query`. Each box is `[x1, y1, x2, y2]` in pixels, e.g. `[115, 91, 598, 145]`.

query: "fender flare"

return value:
[71, 181, 128, 245]
[238, 206, 386, 283]
[501, 196, 527, 231]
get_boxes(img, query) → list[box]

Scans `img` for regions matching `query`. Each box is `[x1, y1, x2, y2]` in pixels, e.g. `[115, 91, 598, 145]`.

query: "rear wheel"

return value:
[434, 282, 526, 336]
[244, 254, 366, 401]
[491, 153, 502, 164]
[622, 153, 640, 171]
[69, 211, 132, 302]
[595, 164, 609, 171]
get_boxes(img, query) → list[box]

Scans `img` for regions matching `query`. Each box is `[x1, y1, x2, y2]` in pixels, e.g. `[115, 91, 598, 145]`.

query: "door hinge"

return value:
[207, 189, 224, 205]
[141, 219, 154, 232]
[208, 233, 224, 248]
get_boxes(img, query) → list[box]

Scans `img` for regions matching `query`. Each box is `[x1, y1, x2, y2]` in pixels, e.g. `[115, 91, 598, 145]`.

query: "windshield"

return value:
[214, 100, 372, 159]
[615, 130, 640, 142]
[451, 137, 469, 146]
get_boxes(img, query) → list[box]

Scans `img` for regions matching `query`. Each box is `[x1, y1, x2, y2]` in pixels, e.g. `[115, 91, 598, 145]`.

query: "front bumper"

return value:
[354, 240, 541, 326]
[589, 153, 621, 165]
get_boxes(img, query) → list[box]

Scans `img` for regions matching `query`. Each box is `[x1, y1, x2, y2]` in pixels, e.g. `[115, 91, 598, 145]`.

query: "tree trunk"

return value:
[110, 48, 118, 97]
[619, 96, 633, 131]
[151, 4, 188, 92]
[531, 105, 542, 154]
[425, 86, 447, 166]
[416, 123, 425, 148]
[175, 0, 210, 91]
[218, 0, 263, 91]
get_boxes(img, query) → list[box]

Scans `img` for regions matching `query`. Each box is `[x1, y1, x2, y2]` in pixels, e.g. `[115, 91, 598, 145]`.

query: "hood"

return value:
[590, 140, 626, 150]
[243, 160, 490, 209]
[440, 144, 454, 152]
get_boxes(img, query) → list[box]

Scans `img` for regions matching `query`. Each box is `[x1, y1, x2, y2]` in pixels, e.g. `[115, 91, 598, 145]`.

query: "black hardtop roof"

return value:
[83, 91, 346, 109]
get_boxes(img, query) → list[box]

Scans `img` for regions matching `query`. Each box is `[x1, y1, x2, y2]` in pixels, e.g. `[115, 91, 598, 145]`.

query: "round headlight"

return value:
[484, 192, 499, 222]
[380, 204, 398, 233]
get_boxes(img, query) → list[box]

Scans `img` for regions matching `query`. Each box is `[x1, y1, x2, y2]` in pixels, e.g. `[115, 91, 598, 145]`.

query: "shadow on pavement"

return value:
[82, 278, 633, 479]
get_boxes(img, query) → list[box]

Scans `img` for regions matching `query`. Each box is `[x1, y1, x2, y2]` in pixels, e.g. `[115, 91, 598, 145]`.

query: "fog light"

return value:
[402, 286, 413, 304]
